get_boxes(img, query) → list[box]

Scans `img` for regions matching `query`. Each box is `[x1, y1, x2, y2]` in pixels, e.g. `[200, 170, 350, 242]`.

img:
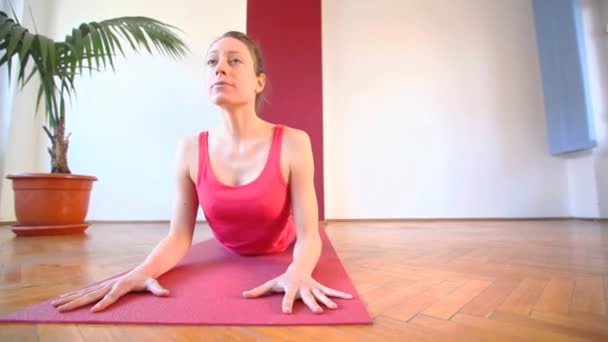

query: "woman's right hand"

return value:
[51, 268, 170, 313]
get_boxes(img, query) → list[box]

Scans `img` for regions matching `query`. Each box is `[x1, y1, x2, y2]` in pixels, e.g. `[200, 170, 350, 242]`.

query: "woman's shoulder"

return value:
[275, 124, 313, 164]
[168, 134, 200, 183]
[277, 124, 311, 148]
[173, 133, 200, 169]
[177, 133, 200, 153]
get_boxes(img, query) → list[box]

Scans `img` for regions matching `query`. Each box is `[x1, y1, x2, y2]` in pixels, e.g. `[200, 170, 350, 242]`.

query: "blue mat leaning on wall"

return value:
[532, 0, 597, 155]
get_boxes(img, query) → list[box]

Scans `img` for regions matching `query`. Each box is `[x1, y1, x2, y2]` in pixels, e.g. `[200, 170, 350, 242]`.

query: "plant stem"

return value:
[44, 114, 71, 174]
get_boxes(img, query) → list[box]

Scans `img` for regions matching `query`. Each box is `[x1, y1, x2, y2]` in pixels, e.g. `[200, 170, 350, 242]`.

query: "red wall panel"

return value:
[247, 0, 325, 220]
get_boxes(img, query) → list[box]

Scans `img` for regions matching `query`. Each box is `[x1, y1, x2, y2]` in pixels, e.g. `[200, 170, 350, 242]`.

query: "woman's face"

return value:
[205, 37, 265, 111]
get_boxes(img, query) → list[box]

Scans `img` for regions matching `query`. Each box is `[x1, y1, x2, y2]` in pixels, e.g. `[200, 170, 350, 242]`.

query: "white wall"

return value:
[0, 0, 22, 203]
[596, 0, 608, 218]
[322, 0, 571, 219]
[0, 0, 247, 221]
[0, 0, 48, 221]
[566, 0, 608, 218]
[590, 0, 608, 218]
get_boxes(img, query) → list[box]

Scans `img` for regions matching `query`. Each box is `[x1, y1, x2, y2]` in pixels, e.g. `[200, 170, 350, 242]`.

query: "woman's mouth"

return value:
[213, 81, 232, 88]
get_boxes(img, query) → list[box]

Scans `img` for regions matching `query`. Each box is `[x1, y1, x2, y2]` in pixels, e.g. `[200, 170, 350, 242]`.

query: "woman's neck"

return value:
[218, 105, 268, 144]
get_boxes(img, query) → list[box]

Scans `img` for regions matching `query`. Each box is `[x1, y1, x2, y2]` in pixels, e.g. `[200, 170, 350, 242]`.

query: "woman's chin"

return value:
[211, 96, 232, 106]
[211, 97, 248, 110]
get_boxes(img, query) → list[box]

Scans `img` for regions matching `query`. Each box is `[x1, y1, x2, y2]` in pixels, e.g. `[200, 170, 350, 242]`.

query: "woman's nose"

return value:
[214, 59, 228, 75]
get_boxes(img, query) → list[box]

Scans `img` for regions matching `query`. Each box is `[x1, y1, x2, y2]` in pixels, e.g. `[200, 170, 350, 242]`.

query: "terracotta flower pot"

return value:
[5, 173, 98, 236]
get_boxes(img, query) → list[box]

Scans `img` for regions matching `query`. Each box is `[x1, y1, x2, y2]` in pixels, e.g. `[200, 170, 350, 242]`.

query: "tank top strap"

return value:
[272, 125, 284, 148]
[267, 125, 284, 168]
[197, 131, 210, 186]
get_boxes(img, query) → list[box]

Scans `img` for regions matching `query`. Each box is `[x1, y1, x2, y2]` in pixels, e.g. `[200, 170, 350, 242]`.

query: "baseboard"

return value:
[87, 220, 210, 224]
[3, 217, 606, 227]
[1, 220, 209, 226]
[323, 217, 607, 224]
[574, 217, 608, 221]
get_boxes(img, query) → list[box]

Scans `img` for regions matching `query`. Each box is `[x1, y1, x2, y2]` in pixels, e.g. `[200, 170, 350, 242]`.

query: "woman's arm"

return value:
[285, 129, 321, 275]
[52, 136, 199, 312]
[137, 136, 200, 278]
[242, 128, 351, 314]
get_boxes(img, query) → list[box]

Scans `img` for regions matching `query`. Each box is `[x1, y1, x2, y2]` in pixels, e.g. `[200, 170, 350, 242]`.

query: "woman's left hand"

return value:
[242, 267, 352, 314]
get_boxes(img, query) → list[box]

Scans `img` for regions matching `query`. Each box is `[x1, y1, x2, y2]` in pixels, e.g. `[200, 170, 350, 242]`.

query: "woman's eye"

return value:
[206, 59, 216, 65]
[229, 58, 241, 64]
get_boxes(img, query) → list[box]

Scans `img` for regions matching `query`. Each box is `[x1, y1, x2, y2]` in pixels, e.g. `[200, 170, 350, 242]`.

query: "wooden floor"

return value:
[1, 219, 607, 341]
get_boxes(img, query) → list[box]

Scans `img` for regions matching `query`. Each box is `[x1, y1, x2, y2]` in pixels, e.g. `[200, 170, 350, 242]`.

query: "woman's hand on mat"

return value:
[51, 268, 169, 313]
[241, 267, 352, 314]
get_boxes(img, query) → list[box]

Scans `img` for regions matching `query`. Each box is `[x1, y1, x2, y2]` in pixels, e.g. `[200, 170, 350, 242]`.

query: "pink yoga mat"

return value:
[0, 227, 371, 326]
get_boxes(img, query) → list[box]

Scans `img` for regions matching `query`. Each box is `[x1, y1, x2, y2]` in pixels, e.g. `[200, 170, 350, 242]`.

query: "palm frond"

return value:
[1, 10, 189, 142]
[65, 16, 189, 72]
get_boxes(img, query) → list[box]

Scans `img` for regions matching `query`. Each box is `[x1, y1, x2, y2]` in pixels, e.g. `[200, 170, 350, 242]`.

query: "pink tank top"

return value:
[196, 125, 296, 255]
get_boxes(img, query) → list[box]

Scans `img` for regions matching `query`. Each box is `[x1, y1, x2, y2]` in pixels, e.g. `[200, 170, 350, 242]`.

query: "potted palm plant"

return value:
[0, 10, 188, 236]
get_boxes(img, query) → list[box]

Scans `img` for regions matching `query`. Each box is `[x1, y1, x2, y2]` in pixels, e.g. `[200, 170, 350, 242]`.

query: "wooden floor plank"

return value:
[604, 276, 608, 314]
[421, 279, 491, 319]
[249, 325, 316, 342]
[282, 324, 366, 342]
[452, 313, 587, 342]
[534, 276, 574, 315]
[38, 324, 84, 342]
[410, 314, 521, 342]
[491, 311, 605, 341]
[571, 276, 606, 316]
[363, 279, 438, 317]
[530, 310, 608, 337]
[498, 277, 548, 316]
[0, 324, 38, 342]
[382, 279, 466, 321]
[459, 278, 521, 317]
[76, 324, 134, 342]
[330, 316, 441, 342]
[566, 310, 608, 325]
[347, 266, 403, 294]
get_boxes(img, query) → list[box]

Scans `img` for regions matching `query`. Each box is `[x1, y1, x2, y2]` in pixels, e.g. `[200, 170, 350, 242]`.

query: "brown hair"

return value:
[211, 31, 269, 112]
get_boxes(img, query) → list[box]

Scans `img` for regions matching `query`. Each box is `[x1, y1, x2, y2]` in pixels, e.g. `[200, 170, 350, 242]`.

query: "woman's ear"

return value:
[256, 73, 266, 94]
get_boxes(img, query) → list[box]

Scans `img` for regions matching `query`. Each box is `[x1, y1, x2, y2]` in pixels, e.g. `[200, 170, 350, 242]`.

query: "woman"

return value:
[51, 31, 352, 315]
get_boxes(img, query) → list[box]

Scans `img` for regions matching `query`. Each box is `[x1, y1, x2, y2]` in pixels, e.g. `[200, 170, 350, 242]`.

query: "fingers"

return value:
[300, 288, 323, 314]
[55, 285, 111, 312]
[312, 287, 337, 309]
[242, 279, 277, 299]
[146, 278, 170, 297]
[52, 281, 108, 305]
[282, 286, 298, 314]
[90, 282, 132, 312]
[53, 276, 168, 313]
[318, 284, 353, 299]
[51, 282, 109, 307]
